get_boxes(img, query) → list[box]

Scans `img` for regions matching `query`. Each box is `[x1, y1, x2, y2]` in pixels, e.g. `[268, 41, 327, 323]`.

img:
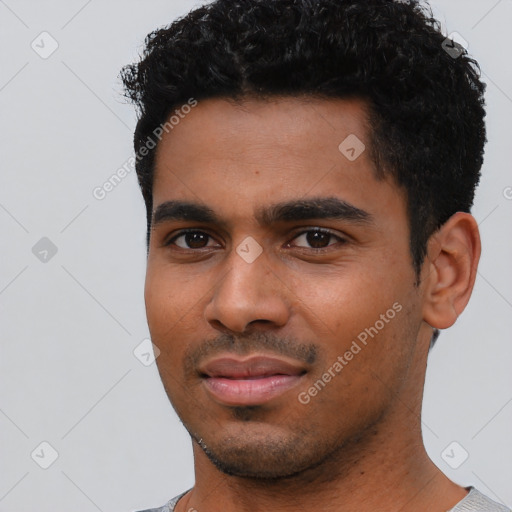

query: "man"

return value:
[121, 0, 509, 511]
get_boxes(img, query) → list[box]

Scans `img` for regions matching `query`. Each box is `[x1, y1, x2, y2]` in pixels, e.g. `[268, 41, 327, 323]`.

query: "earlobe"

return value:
[422, 212, 481, 330]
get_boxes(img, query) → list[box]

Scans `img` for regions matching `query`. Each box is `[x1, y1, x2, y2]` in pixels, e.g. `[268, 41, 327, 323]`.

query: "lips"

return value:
[199, 356, 306, 406]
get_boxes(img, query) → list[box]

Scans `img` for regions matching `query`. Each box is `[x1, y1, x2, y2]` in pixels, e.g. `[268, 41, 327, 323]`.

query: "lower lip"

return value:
[203, 375, 303, 406]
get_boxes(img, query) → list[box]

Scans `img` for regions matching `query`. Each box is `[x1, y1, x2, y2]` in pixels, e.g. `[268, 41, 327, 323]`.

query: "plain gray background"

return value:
[1, 1, 511, 511]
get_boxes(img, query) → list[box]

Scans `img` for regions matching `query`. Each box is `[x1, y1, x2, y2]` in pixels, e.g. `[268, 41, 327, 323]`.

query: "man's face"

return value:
[146, 97, 427, 479]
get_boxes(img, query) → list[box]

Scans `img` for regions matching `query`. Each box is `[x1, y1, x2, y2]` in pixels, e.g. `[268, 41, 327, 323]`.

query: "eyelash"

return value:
[164, 227, 347, 252]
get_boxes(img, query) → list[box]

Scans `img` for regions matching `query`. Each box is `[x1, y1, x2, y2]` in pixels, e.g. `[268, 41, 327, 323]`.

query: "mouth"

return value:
[199, 355, 307, 406]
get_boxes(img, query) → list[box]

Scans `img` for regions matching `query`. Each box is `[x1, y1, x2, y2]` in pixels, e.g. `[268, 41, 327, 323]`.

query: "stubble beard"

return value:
[183, 405, 385, 485]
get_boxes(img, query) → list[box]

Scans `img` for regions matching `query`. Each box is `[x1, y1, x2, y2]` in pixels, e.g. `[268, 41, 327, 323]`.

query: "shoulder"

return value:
[134, 488, 191, 512]
[451, 487, 511, 512]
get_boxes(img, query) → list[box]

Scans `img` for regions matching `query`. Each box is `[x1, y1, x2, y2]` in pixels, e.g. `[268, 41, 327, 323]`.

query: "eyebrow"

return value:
[152, 197, 374, 228]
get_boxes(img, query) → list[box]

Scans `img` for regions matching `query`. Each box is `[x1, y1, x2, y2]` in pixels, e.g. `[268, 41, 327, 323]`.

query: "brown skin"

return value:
[145, 97, 481, 512]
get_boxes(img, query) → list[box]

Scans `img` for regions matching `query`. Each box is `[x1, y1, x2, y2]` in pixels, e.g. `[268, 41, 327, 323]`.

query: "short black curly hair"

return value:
[121, 0, 486, 283]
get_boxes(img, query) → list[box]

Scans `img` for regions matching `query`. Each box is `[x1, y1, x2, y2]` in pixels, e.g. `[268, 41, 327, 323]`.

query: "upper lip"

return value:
[199, 355, 307, 379]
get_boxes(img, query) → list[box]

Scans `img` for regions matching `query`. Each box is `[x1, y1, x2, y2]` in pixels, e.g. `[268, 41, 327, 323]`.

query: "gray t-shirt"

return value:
[136, 487, 510, 512]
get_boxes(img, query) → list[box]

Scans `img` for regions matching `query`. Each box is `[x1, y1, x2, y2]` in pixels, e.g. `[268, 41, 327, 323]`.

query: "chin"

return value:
[189, 421, 335, 480]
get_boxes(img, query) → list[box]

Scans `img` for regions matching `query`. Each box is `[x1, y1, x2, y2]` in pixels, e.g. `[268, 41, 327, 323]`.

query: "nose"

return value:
[204, 244, 290, 334]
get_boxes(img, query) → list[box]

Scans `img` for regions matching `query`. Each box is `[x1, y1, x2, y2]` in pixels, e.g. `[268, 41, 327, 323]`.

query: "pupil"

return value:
[307, 231, 329, 248]
[187, 232, 207, 248]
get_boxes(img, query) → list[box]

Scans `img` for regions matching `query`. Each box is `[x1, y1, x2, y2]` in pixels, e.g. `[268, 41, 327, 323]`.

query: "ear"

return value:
[421, 212, 481, 329]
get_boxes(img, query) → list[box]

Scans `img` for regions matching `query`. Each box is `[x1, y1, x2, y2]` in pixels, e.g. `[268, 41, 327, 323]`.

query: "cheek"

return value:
[292, 260, 419, 397]
[144, 261, 203, 333]
[292, 263, 407, 341]
[144, 266, 191, 368]
[296, 301, 419, 438]
[144, 275, 192, 405]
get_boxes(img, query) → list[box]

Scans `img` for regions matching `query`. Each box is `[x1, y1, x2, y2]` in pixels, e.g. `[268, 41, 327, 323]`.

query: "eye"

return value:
[288, 228, 346, 250]
[166, 230, 220, 250]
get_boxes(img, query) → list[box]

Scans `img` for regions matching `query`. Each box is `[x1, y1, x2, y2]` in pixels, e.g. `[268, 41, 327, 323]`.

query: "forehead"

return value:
[152, 96, 403, 225]
[154, 95, 372, 171]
